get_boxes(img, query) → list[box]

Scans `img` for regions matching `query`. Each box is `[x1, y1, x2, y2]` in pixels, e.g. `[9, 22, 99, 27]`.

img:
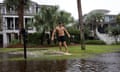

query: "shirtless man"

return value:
[51, 22, 70, 53]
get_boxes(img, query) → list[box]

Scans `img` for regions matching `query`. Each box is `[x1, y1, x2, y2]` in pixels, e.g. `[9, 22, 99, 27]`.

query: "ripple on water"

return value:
[0, 52, 120, 72]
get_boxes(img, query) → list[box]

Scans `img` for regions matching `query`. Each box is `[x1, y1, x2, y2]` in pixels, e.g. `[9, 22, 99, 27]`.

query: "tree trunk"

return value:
[93, 23, 97, 39]
[0, 15, 2, 31]
[77, 0, 85, 50]
[40, 29, 45, 45]
[18, 0, 24, 43]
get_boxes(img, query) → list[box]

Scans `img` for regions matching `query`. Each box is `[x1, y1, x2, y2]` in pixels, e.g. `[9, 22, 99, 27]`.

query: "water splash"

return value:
[8, 50, 72, 58]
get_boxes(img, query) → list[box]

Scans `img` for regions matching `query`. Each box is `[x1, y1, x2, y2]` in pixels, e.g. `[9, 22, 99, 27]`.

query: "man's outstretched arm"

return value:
[64, 28, 70, 38]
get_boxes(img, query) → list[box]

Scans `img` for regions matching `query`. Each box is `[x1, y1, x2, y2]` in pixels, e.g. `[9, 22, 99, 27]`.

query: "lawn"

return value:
[0, 45, 120, 61]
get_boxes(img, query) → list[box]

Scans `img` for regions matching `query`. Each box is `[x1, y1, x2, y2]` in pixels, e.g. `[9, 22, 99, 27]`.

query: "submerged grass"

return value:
[0, 45, 120, 61]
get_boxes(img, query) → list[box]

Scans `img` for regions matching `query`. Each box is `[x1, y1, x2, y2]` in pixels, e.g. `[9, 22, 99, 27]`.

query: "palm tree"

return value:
[110, 13, 120, 44]
[34, 6, 59, 45]
[0, 13, 2, 31]
[77, 0, 85, 50]
[116, 14, 120, 25]
[4, 0, 30, 42]
[86, 13, 104, 39]
[84, 9, 109, 39]
[57, 10, 74, 25]
[34, 6, 74, 45]
[0, 6, 2, 31]
[34, 6, 58, 32]
[110, 26, 120, 44]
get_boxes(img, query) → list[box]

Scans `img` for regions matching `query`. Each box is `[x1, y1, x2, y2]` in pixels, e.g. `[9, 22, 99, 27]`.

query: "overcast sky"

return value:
[0, 0, 120, 19]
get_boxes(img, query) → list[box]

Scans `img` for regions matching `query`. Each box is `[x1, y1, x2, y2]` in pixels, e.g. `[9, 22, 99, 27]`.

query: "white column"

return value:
[6, 17, 8, 30]
[24, 17, 26, 28]
[13, 17, 15, 30]
[4, 6, 6, 14]
[3, 17, 8, 48]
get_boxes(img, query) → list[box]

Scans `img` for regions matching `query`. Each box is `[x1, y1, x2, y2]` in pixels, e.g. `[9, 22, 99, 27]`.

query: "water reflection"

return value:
[0, 52, 120, 72]
[26, 60, 67, 72]
[0, 53, 23, 60]
[0, 60, 67, 72]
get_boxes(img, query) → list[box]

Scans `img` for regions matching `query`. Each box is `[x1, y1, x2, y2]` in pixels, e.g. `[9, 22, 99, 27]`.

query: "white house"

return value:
[0, 1, 41, 48]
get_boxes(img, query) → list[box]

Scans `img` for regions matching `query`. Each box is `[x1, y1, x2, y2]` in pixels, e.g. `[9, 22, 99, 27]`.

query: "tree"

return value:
[110, 13, 120, 44]
[34, 6, 74, 32]
[116, 14, 120, 25]
[84, 10, 109, 39]
[34, 6, 59, 32]
[4, 0, 30, 42]
[33, 6, 74, 45]
[0, 13, 2, 31]
[34, 6, 59, 45]
[85, 13, 104, 39]
[77, 0, 85, 50]
[109, 25, 120, 44]
[57, 10, 74, 25]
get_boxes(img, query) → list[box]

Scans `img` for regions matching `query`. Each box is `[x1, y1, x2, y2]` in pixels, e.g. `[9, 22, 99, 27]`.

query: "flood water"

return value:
[0, 52, 120, 72]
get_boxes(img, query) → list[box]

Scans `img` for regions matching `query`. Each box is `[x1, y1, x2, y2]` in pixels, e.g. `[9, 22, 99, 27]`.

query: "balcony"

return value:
[1, 8, 37, 16]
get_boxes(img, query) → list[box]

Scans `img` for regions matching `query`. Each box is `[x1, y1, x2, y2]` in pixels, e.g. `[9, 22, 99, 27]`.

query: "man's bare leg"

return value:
[59, 42, 62, 51]
[63, 41, 68, 53]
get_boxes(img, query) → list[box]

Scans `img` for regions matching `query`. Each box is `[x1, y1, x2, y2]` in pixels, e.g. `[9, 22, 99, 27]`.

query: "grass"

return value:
[0, 45, 120, 61]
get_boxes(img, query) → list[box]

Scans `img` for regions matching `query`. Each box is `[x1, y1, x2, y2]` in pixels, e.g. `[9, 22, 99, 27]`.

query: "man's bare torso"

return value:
[56, 26, 65, 36]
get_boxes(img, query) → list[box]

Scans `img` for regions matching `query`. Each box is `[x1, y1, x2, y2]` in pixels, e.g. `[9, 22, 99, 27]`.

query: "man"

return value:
[51, 22, 70, 53]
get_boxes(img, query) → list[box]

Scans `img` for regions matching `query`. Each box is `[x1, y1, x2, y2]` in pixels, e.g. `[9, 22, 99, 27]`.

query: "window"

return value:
[7, 18, 13, 30]
[15, 18, 19, 30]
[25, 18, 33, 30]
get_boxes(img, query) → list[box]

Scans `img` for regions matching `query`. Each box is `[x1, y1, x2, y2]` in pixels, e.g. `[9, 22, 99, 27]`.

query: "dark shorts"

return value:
[58, 36, 66, 42]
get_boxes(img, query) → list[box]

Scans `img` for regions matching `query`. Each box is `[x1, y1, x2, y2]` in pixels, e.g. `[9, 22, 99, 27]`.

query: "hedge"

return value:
[85, 40, 105, 45]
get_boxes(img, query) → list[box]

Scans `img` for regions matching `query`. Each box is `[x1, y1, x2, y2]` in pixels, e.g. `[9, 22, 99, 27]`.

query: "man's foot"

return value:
[63, 50, 68, 53]
[64, 52, 72, 55]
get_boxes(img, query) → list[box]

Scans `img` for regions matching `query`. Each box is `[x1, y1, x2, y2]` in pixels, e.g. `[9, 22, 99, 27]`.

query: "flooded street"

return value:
[0, 52, 120, 72]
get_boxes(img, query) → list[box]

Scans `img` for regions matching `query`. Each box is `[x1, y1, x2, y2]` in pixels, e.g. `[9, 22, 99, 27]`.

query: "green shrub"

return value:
[116, 42, 120, 45]
[10, 39, 19, 45]
[27, 33, 42, 45]
[85, 40, 105, 45]
[112, 42, 120, 45]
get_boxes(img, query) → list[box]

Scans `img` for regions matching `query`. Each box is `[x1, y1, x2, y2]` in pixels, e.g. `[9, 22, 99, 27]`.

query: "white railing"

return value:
[96, 29, 120, 44]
